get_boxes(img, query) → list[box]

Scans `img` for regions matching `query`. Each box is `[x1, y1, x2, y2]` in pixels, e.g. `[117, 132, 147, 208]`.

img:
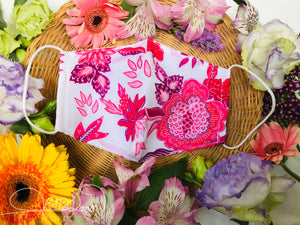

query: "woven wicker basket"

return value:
[23, 0, 264, 186]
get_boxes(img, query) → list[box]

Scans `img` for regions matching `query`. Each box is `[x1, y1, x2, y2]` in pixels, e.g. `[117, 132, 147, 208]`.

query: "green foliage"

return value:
[120, 0, 136, 22]
[11, 100, 57, 134]
[14, 0, 27, 6]
[232, 0, 247, 5]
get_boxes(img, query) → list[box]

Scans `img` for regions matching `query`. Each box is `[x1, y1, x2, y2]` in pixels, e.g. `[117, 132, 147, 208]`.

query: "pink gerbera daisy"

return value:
[251, 122, 300, 164]
[63, 0, 129, 48]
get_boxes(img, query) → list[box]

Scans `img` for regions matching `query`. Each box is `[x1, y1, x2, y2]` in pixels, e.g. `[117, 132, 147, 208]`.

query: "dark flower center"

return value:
[265, 142, 283, 155]
[15, 182, 30, 202]
[93, 16, 102, 26]
[85, 8, 108, 33]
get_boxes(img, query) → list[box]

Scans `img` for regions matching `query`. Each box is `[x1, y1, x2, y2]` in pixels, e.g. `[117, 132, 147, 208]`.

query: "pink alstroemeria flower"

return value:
[233, 0, 260, 53]
[117, 0, 173, 41]
[62, 177, 125, 225]
[136, 177, 199, 225]
[102, 157, 156, 203]
[251, 122, 300, 164]
[169, 0, 228, 42]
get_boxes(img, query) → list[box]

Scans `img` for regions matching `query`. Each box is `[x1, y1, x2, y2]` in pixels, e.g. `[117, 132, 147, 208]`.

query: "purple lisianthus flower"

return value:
[0, 55, 44, 134]
[195, 153, 296, 223]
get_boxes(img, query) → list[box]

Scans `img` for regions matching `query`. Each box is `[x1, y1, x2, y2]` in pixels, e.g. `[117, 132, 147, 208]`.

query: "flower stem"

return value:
[280, 162, 300, 182]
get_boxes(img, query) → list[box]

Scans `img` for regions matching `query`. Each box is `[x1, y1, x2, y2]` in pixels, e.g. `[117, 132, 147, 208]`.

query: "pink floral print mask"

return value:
[23, 39, 275, 162]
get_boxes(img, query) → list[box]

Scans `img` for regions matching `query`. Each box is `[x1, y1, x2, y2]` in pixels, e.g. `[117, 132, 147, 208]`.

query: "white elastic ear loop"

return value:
[22, 45, 63, 135]
[223, 64, 276, 150]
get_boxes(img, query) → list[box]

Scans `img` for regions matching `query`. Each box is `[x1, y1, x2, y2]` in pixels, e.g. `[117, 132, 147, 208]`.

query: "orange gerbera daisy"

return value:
[251, 122, 300, 164]
[63, 0, 129, 48]
[0, 133, 76, 225]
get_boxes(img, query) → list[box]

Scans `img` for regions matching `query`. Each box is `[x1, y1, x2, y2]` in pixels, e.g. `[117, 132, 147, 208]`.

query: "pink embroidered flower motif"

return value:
[179, 53, 204, 68]
[76, 48, 116, 72]
[118, 94, 147, 141]
[123, 55, 151, 88]
[74, 117, 109, 143]
[203, 63, 230, 107]
[155, 63, 183, 105]
[70, 62, 110, 98]
[148, 79, 228, 151]
[75, 91, 99, 116]
[147, 39, 164, 62]
[100, 84, 147, 142]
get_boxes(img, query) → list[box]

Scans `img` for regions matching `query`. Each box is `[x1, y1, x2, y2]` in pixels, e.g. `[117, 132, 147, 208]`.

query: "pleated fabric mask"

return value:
[23, 39, 275, 162]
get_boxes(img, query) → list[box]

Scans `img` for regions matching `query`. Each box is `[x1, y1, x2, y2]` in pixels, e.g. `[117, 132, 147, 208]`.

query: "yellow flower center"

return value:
[0, 163, 50, 224]
[85, 7, 108, 33]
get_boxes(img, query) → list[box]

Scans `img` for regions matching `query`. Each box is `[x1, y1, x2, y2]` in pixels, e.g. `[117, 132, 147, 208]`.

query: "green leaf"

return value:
[232, 0, 247, 5]
[120, 0, 136, 22]
[92, 175, 103, 190]
[230, 218, 249, 225]
[30, 100, 57, 118]
[0, 3, 6, 30]
[14, 0, 27, 6]
[135, 156, 188, 211]
[11, 118, 32, 134]
[118, 210, 137, 225]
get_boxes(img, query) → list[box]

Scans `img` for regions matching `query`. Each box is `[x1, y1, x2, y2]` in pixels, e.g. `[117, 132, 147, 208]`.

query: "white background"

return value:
[0, 0, 300, 33]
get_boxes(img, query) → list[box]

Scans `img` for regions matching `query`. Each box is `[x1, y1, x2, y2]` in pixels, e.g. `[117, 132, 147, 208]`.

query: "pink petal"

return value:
[123, 71, 137, 78]
[285, 125, 300, 150]
[66, 25, 79, 37]
[77, 107, 87, 117]
[128, 80, 143, 88]
[113, 160, 135, 184]
[73, 0, 98, 15]
[128, 59, 137, 71]
[91, 32, 105, 49]
[86, 94, 92, 106]
[92, 100, 99, 113]
[63, 17, 84, 25]
[135, 157, 156, 176]
[71, 29, 93, 48]
[137, 55, 143, 69]
[184, 13, 205, 42]
[149, 0, 164, 18]
[169, 0, 186, 20]
[144, 60, 151, 77]
[283, 149, 300, 157]
[66, 8, 81, 17]
[74, 97, 84, 107]
[80, 91, 86, 103]
[136, 216, 156, 225]
[135, 142, 146, 156]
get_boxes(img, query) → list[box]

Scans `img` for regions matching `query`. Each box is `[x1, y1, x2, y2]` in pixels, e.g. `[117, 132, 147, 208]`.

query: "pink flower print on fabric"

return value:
[150, 79, 228, 151]
[100, 84, 147, 142]
[70, 62, 110, 98]
[179, 53, 204, 69]
[155, 63, 183, 105]
[117, 46, 146, 56]
[70, 48, 116, 98]
[203, 63, 230, 107]
[75, 91, 99, 116]
[123, 55, 151, 88]
[74, 117, 109, 143]
[76, 48, 116, 72]
[118, 94, 147, 141]
[147, 39, 164, 63]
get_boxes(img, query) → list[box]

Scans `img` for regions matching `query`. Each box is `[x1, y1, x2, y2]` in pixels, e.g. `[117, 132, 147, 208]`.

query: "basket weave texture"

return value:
[23, 0, 264, 186]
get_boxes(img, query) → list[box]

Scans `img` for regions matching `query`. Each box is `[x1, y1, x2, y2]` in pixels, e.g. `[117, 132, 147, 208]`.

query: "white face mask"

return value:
[23, 39, 275, 162]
